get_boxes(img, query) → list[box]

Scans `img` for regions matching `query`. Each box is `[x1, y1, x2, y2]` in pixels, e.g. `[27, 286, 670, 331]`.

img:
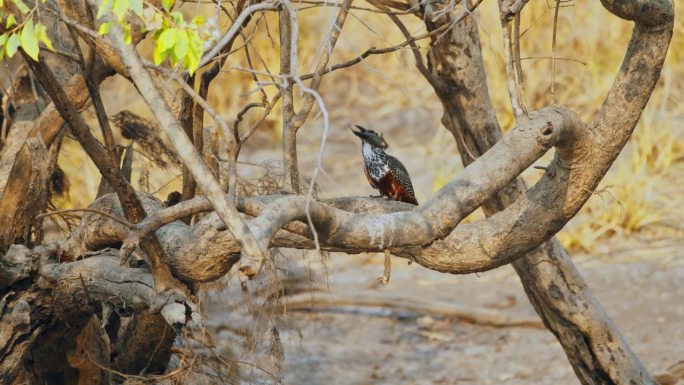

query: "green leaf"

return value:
[6, 33, 19, 58]
[161, 0, 175, 11]
[172, 29, 188, 62]
[156, 27, 176, 51]
[34, 23, 53, 50]
[96, 0, 113, 19]
[11, 0, 30, 14]
[185, 33, 202, 74]
[20, 18, 39, 60]
[112, 0, 129, 21]
[123, 24, 132, 44]
[6, 14, 17, 28]
[129, 0, 143, 16]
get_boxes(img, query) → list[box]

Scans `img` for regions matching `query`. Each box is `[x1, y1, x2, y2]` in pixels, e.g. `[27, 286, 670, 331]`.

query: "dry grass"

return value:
[48, 0, 683, 252]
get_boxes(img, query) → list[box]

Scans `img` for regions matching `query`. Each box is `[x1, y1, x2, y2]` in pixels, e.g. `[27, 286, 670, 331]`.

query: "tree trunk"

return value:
[422, 4, 658, 384]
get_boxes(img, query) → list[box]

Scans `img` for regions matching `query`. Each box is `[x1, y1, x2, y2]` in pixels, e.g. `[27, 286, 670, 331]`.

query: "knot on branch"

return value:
[500, 0, 529, 21]
[537, 121, 557, 149]
[434, 77, 467, 99]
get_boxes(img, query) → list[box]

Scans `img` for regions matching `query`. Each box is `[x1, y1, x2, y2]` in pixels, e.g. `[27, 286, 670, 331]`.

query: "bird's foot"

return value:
[369, 194, 386, 199]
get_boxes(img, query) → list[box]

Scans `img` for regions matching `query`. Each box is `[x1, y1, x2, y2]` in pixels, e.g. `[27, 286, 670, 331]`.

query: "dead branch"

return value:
[37, 208, 132, 228]
[497, 0, 526, 118]
[279, 9, 298, 194]
[37, 253, 198, 329]
[0, 136, 50, 250]
[551, 0, 561, 102]
[67, 26, 117, 161]
[291, 0, 352, 129]
[178, 0, 259, 203]
[179, 73, 198, 206]
[282, 292, 545, 329]
[199, 2, 279, 69]
[512, 14, 529, 112]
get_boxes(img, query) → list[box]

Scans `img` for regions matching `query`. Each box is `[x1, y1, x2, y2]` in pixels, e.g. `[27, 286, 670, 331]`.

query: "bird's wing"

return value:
[386, 155, 416, 200]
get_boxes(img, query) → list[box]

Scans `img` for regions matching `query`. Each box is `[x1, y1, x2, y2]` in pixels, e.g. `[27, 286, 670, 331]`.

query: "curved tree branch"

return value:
[63, 106, 587, 281]
[416, 0, 673, 383]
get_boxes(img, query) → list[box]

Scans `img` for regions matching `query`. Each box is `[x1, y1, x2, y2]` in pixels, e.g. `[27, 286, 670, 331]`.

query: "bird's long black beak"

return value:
[351, 125, 367, 139]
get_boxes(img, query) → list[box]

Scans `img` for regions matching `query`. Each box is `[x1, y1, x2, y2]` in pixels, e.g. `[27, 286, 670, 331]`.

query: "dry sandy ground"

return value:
[203, 238, 684, 385]
[197, 110, 684, 384]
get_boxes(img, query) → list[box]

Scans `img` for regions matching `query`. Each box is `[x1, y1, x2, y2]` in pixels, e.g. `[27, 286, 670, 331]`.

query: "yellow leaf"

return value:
[161, 0, 175, 11]
[6, 15, 17, 28]
[98, 21, 112, 36]
[34, 23, 53, 51]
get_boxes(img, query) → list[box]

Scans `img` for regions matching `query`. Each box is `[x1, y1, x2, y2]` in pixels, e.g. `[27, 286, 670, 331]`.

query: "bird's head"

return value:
[351, 125, 388, 149]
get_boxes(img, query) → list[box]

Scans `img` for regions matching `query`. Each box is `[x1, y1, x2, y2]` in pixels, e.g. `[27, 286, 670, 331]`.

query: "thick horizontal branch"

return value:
[61, 105, 592, 282]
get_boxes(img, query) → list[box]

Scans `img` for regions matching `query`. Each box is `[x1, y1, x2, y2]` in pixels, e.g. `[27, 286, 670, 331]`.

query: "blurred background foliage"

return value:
[23, 0, 683, 253]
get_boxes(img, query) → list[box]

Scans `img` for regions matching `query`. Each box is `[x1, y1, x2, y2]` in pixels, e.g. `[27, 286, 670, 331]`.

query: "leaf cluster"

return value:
[96, 0, 217, 74]
[0, 0, 52, 61]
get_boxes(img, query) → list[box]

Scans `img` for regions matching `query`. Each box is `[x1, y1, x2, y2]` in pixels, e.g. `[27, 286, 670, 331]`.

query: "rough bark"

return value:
[420, 0, 672, 383]
[0, 137, 50, 251]
[280, 9, 299, 194]
[115, 311, 174, 375]
[24, 55, 184, 297]
[0, 249, 185, 383]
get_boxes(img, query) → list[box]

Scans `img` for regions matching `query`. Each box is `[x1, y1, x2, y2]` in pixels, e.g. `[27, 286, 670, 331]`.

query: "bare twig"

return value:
[37, 208, 132, 228]
[512, 14, 529, 113]
[199, 2, 279, 69]
[178, 74, 198, 207]
[237, 91, 282, 152]
[551, 0, 561, 103]
[498, 0, 526, 118]
[291, 0, 352, 129]
[367, 0, 443, 92]
[279, 9, 299, 193]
